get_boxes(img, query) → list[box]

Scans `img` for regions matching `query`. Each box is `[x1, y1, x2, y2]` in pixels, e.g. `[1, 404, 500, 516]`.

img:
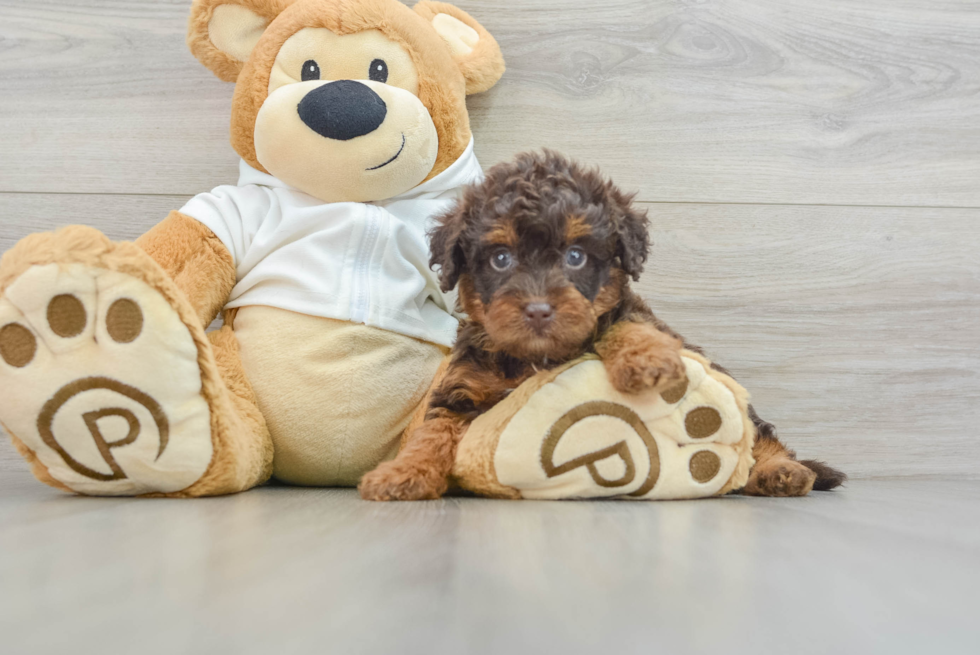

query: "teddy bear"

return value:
[0, 0, 505, 496]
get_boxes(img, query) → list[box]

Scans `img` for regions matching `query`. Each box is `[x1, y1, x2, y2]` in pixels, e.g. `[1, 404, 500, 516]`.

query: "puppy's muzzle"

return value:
[523, 302, 554, 332]
[297, 80, 387, 141]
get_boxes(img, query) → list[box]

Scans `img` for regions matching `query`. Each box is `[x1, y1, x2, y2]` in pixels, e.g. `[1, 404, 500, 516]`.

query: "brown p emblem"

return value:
[540, 401, 660, 497]
[37, 376, 169, 482]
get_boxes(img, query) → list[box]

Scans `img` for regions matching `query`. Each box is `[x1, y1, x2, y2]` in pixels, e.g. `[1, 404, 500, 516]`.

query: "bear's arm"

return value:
[135, 211, 236, 328]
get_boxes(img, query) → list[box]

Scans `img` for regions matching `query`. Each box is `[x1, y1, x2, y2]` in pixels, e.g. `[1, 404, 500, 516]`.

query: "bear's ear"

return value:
[413, 1, 505, 95]
[187, 0, 291, 82]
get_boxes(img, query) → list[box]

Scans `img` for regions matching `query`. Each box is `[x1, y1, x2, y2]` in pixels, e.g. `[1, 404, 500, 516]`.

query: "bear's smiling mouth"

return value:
[366, 133, 406, 171]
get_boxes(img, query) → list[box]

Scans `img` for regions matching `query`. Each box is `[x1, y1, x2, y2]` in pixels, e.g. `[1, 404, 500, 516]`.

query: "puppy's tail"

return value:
[799, 459, 847, 491]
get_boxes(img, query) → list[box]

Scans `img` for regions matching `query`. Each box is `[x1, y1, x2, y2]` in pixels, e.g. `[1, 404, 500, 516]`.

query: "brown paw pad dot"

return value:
[689, 450, 721, 483]
[685, 406, 722, 438]
[660, 377, 688, 404]
[106, 298, 143, 343]
[0, 323, 37, 367]
[47, 294, 86, 338]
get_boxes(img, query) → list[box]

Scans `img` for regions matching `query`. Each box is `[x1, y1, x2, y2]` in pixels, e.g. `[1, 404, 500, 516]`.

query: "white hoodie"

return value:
[179, 139, 483, 347]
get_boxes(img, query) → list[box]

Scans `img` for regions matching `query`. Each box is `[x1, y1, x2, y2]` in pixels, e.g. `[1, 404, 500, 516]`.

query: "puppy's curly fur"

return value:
[359, 151, 846, 501]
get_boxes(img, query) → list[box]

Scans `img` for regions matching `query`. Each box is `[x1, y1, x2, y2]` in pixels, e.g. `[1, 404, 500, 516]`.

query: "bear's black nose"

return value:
[297, 80, 387, 141]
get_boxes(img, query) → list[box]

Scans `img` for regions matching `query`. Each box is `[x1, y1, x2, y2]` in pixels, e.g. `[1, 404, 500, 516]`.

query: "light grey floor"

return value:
[1, 472, 977, 655]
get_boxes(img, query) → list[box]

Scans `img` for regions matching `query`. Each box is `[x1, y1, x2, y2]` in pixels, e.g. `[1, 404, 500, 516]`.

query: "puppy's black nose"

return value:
[297, 80, 387, 141]
[523, 302, 554, 331]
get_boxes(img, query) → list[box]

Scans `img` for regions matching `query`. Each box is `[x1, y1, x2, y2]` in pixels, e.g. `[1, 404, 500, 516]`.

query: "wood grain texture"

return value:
[634, 202, 980, 480]
[0, 0, 978, 480]
[2, 0, 980, 205]
[471, 0, 980, 206]
[2, 472, 979, 654]
[1, 194, 977, 478]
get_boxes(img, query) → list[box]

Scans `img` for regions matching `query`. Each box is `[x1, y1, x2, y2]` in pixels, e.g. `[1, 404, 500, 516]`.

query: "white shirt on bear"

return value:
[179, 138, 482, 348]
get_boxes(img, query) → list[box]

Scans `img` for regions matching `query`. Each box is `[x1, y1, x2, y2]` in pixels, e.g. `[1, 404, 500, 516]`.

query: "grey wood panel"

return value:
[633, 202, 980, 480]
[2, 1, 980, 206]
[1, 193, 977, 478]
[1, 472, 978, 654]
[0, 192, 187, 253]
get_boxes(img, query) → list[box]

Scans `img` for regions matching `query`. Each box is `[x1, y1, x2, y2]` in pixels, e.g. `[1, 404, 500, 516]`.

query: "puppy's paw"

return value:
[358, 459, 448, 501]
[601, 325, 685, 395]
[742, 458, 817, 497]
[607, 348, 685, 395]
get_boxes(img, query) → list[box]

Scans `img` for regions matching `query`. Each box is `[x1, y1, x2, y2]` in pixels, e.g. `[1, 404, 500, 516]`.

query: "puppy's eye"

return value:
[565, 246, 587, 269]
[301, 60, 320, 82]
[369, 59, 388, 83]
[490, 249, 514, 272]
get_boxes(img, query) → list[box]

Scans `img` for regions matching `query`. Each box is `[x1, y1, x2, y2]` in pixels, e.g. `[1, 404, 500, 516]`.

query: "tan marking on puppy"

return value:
[483, 221, 518, 247]
[436, 361, 519, 415]
[544, 285, 598, 358]
[483, 286, 595, 361]
[591, 268, 626, 318]
[359, 416, 464, 500]
[482, 293, 533, 353]
[596, 321, 685, 395]
[457, 275, 486, 323]
[565, 215, 592, 242]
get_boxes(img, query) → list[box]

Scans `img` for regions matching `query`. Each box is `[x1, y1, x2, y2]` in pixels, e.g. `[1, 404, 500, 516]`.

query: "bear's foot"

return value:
[0, 227, 216, 495]
[453, 352, 756, 500]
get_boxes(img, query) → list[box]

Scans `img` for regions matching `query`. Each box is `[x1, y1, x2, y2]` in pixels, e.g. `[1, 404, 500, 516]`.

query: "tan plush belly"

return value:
[232, 306, 447, 486]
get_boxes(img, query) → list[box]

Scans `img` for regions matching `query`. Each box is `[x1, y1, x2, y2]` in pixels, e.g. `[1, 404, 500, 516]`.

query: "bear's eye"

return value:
[564, 246, 587, 270]
[301, 60, 320, 82]
[490, 249, 514, 272]
[369, 59, 388, 83]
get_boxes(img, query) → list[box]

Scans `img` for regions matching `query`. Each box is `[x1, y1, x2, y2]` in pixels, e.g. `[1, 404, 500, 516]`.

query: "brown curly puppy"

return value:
[359, 150, 846, 501]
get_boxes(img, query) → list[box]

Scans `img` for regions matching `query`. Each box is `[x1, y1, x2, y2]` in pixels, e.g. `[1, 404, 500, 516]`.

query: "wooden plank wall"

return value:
[1, 0, 978, 479]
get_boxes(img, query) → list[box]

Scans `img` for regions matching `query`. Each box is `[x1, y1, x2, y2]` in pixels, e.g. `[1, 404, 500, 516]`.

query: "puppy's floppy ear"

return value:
[612, 192, 651, 281]
[414, 1, 505, 95]
[187, 0, 291, 82]
[429, 202, 469, 292]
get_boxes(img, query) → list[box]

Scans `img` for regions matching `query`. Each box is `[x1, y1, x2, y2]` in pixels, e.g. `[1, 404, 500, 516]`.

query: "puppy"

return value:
[359, 151, 846, 501]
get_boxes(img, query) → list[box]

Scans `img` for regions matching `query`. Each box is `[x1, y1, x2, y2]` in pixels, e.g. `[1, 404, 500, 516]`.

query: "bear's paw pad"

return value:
[0, 263, 212, 495]
[454, 354, 754, 500]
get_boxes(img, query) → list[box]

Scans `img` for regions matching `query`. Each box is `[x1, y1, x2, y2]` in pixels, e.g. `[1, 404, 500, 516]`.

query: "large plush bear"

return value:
[0, 0, 505, 496]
